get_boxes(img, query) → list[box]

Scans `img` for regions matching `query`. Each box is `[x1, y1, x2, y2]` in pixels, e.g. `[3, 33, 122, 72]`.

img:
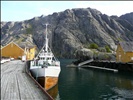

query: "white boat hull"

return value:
[30, 66, 60, 78]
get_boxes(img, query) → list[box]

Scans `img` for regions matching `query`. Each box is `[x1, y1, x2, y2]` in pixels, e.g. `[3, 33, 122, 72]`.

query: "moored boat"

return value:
[30, 24, 61, 90]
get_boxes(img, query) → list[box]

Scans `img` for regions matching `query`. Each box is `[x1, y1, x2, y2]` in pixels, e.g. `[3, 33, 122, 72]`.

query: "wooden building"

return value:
[1, 41, 36, 60]
[116, 42, 133, 63]
[18, 42, 36, 60]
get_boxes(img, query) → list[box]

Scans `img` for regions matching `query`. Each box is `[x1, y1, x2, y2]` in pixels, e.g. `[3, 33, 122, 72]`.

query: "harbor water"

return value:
[55, 59, 133, 100]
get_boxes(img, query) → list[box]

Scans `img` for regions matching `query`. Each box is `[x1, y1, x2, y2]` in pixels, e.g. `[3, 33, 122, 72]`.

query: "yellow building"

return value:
[1, 41, 36, 60]
[116, 42, 133, 63]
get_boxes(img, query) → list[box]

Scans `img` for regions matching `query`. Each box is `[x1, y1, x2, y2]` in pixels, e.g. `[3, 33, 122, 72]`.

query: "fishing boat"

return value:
[30, 24, 61, 90]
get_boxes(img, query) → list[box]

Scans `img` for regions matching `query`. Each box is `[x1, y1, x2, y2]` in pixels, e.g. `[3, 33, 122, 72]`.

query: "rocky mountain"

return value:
[1, 7, 133, 58]
[120, 12, 133, 26]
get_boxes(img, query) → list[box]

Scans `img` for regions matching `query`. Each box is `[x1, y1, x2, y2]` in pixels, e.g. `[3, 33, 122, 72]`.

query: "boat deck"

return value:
[1, 60, 49, 100]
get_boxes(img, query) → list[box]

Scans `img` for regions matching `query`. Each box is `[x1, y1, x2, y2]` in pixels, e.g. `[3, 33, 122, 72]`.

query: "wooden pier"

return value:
[79, 65, 118, 72]
[89, 60, 133, 72]
[78, 59, 93, 67]
[1, 60, 52, 100]
[70, 59, 133, 72]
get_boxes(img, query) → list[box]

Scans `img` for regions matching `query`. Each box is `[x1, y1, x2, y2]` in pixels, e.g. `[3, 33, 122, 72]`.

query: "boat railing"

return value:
[31, 60, 60, 67]
[51, 61, 60, 66]
[39, 53, 53, 56]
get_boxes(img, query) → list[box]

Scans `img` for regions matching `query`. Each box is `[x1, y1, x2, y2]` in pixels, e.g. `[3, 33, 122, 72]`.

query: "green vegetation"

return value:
[96, 52, 114, 60]
[117, 38, 123, 41]
[26, 25, 33, 35]
[105, 45, 111, 53]
[89, 43, 99, 49]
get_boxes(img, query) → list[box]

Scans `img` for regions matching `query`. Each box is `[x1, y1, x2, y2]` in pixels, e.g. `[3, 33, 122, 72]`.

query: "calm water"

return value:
[56, 59, 133, 100]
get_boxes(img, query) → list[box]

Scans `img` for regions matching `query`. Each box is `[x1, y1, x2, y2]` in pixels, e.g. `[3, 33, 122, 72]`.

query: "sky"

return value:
[1, 1, 133, 21]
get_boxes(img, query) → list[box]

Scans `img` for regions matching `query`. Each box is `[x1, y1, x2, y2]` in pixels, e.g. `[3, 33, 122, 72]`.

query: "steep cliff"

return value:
[1, 7, 133, 58]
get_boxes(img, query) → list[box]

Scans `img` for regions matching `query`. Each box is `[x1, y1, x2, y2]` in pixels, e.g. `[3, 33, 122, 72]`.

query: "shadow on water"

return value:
[57, 59, 133, 100]
[47, 83, 59, 99]
[46, 59, 76, 99]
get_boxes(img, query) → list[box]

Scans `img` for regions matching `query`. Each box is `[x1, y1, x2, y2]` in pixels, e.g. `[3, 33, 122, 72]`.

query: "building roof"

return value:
[120, 42, 133, 52]
[1, 41, 24, 51]
[1, 41, 36, 50]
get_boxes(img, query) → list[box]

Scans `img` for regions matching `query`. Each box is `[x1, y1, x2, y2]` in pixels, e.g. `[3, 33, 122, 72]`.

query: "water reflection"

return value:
[57, 59, 133, 100]
[47, 83, 58, 99]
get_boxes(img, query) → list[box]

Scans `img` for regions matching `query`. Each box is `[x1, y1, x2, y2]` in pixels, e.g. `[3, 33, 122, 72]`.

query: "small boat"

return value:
[30, 24, 61, 90]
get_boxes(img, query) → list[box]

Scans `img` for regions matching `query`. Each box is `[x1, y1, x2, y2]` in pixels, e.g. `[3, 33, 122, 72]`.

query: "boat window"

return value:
[52, 57, 55, 60]
[47, 57, 50, 60]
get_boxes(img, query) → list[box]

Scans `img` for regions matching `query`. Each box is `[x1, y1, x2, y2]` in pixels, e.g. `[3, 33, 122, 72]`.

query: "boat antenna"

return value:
[35, 23, 51, 59]
[45, 23, 49, 52]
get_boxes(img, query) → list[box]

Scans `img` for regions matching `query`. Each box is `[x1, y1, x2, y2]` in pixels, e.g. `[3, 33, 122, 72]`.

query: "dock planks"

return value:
[78, 59, 93, 66]
[1, 60, 49, 100]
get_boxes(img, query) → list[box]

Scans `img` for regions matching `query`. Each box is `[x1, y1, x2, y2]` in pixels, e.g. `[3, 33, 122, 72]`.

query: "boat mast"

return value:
[45, 24, 48, 52]
[35, 24, 49, 58]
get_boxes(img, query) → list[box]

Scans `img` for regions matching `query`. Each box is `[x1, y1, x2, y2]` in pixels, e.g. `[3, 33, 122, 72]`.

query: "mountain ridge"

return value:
[1, 7, 133, 58]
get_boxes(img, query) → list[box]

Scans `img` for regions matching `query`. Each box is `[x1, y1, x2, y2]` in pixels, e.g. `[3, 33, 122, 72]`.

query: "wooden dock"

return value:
[89, 60, 133, 72]
[1, 60, 51, 100]
[80, 65, 118, 72]
[78, 59, 93, 66]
